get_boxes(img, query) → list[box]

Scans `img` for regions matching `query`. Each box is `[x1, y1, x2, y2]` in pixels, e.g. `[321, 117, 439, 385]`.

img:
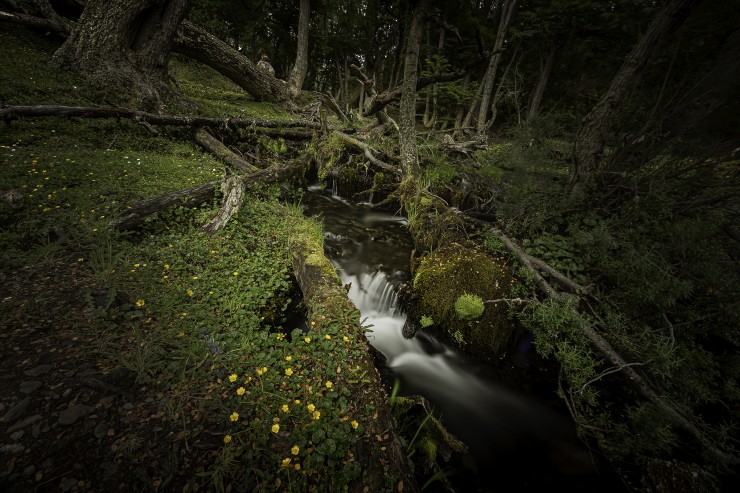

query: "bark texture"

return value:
[570, 0, 703, 189]
[174, 20, 293, 107]
[398, 0, 428, 180]
[51, 0, 189, 111]
[287, 0, 310, 98]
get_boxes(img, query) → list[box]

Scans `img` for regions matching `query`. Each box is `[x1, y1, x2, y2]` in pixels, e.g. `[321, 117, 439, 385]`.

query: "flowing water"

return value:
[303, 183, 625, 492]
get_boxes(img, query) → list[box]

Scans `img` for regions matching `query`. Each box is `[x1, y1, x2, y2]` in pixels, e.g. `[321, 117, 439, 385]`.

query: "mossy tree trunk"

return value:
[287, 0, 309, 99]
[51, 0, 189, 111]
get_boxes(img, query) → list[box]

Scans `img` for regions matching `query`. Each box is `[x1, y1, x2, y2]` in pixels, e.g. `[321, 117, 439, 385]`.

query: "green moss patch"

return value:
[411, 243, 516, 358]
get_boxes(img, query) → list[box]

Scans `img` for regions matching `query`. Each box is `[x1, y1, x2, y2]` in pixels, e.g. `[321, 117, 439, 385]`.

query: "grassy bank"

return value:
[1, 24, 395, 492]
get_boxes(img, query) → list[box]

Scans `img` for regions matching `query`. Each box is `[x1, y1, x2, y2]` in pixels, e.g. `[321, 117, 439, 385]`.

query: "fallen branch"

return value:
[111, 154, 309, 231]
[193, 127, 257, 174]
[334, 132, 401, 177]
[0, 8, 68, 35]
[201, 175, 246, 235]
[489, 227, 739, 468]
[0, 104, 321, 130]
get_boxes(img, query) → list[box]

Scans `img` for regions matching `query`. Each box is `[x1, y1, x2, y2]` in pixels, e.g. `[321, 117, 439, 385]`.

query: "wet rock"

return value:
[23, 364, 52, 377]
[94, 422, 107, 439]
[62, 388, 72, 398]
[10, 431, 24, 441]
[19, 381, 43, 394]
[2, 397, 31, 422]
[22, 465, 36, 478]
[58, 404, 91, 425]
[98, 395, 117, 408]
[7, 414, 41, 433]
[61, 477, 78, 491]
[100, 461, 118, 479]
[122, 403, 134, 411]
[0, 443, 25, 454]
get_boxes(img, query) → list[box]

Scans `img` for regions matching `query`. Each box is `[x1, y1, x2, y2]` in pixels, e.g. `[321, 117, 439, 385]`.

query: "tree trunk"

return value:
[398, 0, 428, 181]
[472, 0, 518, 137]
[287, 0, 309, 99]
[570, 0, 703, 190]
[423, 26, 445, 129]
[51, 0, 189, 111]
[174, 20, 293, 107]
[526, 40, 561, 122]
[201, 175, 245, 235]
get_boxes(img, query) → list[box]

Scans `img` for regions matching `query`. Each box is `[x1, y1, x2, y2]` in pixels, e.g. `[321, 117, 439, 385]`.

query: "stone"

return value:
[94, 422, 107, 439]
[23, 364, 52, 377]
[2, 397, 31, 422]
[61, 477, 78, 491]
[22, 465, 36, 478]
[10, 430, 24, 441]
[0, 443, 25, 454]
[7, 414, 41, 433]
[19, 381, 43, 394]
[98, 395, 116, 407]
[58, 405, 91, 425]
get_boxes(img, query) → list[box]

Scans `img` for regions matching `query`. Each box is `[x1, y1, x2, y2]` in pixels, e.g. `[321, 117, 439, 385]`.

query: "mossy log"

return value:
[287, 223, 418, 493]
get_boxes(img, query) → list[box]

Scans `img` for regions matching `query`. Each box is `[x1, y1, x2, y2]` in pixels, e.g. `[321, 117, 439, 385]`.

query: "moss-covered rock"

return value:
[410, 243, 516, 359]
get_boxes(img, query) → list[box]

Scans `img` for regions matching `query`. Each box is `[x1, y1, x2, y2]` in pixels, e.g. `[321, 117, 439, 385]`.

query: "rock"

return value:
[58, 405, 91, 425]
[2, 397, 31, 422]
[7, 414, 41, 433]
[0, 443, 25, 454]
[23, 364, 52, 377]
[94, 422, 107, 439]
[98, 395, 116, 407]
[62, 388, 72, 398]
[10, 430, 24, 441]
[19, 381, 43, 394]
[61, 477, 78, 491]
[122, 403, 134, 411]
[22, 465, 36, 478]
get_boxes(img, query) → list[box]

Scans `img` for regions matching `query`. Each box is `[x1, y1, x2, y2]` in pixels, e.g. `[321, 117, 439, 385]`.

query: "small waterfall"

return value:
[344, 271, 402, 317]
[331, 178, 338, 197]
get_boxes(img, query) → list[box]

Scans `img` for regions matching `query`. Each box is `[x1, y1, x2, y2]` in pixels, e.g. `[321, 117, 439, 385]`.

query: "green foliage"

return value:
[420, 315, 434, 328]
[454, 293, 484, 320]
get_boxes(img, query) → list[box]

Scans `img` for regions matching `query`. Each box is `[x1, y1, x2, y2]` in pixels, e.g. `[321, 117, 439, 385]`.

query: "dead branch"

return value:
[111, 154, 309, 231]
[0, 8, 67, 35]
[0, 105, 321, 130]
[201, 175, 246, 235]
[193, 127, 257, 173]
[334, 132, 402, 177]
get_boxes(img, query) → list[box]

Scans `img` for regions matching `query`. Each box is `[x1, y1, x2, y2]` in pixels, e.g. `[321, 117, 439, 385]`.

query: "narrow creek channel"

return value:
[303, 183, 626, 492]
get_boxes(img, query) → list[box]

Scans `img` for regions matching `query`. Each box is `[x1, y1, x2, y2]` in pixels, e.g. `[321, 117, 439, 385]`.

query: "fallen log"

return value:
[192, 127, 257, 174]
[0, 104, 321, 130]
[488, 226, 739, 468]
[334, 132, 402, 177]
[201, 175, 246, 235]
[288, 221, 418, 493]
[111, 155, 308, 231]
[0, 8, 68, 35]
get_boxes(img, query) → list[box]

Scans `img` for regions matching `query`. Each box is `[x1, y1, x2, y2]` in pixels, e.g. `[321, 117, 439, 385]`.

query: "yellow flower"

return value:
[291, 445, 299, 455]
[134, 263, 140, 267]
[276, 333, 285, 341]
[233, 271, 239, 276]
[325, 335, 331, 340]
[228, 374, 237, 382]
[262, 366, 268, 374]
[187, 289, 194, 297]
[230, 411, 239, 422]
[311, 321, 316, 326]
[271, 424, 280, 433]
[223, 434, 232, 444]
[304, 337, 311, 343]
[77, 257, 84, 262]
[281, 404, 289, 412]
[325, 381, 333, 389]
[236, 387, 245, 396]
[284, 355, 292, 361]
[307, 404, 315, 413]
[135, 299, 145, 307]
[256, 368, 264, 376]
[343, 336, 350, 342]
[294, 399, 301, 405]
[312, 410, 321, 420]
[285, 368, 293, 377]
[281, 457, 291, 467]
[351, 420, 359, 429]
[294, 463, 301, 471]
[164, 264, 169, 269]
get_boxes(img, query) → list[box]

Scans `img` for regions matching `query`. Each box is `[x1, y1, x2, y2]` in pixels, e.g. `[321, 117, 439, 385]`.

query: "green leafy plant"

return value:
[420, 315, 434, 328]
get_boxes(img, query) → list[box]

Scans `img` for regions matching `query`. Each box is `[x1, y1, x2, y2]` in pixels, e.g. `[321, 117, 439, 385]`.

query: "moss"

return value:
[411, 243, 516, 358]
[454, 293, 484, 320]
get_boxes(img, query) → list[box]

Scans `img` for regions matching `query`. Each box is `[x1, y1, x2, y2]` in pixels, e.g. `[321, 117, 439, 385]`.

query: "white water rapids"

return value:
[304, 184, 621, 491]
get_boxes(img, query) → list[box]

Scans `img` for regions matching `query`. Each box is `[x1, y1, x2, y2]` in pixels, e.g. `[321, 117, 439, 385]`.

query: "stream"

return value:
[303, 183, 625, 492]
